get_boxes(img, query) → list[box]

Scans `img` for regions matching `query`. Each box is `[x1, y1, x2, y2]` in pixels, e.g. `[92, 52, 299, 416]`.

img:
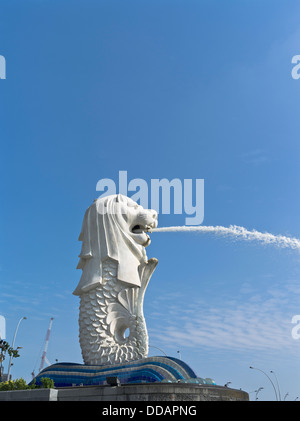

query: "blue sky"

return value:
[1, 0, 300, 400]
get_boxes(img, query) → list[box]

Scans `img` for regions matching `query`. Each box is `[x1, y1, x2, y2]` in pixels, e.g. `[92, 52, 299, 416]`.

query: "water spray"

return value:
[147, 225, 300, 252]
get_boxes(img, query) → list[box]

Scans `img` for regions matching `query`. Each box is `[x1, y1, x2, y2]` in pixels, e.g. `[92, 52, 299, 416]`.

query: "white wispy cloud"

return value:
[148, 280, 300, 355]
[241, 149, 269, 166]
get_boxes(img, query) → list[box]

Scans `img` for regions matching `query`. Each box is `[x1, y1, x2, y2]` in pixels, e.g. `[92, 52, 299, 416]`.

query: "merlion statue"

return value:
[73, 194, 158, 365]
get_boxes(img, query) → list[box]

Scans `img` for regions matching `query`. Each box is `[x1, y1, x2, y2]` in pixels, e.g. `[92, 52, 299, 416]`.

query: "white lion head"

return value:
[73, 194, 158, 295]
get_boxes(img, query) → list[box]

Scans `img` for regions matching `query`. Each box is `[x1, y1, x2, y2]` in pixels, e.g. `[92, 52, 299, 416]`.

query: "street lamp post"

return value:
[270, 370, 282, 401]
[149, 345, 168, 356]
[7, 317, 27, 380]
[249, 366, 279, 401]
[255, 387, 264, 400]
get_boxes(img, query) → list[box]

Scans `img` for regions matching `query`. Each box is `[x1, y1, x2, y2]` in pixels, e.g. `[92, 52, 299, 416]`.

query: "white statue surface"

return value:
[73, 194, 158, 365]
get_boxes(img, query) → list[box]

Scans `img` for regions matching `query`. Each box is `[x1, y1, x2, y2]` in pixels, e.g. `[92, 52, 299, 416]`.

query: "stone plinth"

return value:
[0, 383, 249, 401]
[0, 388, 58, 401]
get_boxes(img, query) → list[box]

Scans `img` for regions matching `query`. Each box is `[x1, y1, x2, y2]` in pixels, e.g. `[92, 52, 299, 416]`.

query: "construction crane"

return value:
[31, 317, 54, 379]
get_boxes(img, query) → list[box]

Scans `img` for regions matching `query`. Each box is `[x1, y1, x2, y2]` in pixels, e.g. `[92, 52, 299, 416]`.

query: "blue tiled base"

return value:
[32, 356, 215, 388]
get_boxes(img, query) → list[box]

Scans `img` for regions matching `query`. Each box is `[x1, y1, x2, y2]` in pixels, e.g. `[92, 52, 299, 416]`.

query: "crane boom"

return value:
[39, 317, 54, 373]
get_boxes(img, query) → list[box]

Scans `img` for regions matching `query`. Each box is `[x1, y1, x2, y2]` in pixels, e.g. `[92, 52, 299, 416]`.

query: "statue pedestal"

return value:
[32, 356, 209, 387]
[28, 356, 248, 401]
[0, 383, 249, 401]
[57, 383, 249, 401]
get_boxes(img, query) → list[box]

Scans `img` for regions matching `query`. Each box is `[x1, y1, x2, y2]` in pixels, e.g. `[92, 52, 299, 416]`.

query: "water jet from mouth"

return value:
[150, 225, 300, 252]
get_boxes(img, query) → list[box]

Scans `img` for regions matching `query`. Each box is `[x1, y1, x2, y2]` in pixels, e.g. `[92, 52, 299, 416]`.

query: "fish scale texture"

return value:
[79, 259, 148, 365]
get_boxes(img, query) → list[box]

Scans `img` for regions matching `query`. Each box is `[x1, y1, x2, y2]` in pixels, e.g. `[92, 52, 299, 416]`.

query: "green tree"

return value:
[0, 377, 55, 391]
[40, 377, 55, 389]
[0, 340, 20, 380]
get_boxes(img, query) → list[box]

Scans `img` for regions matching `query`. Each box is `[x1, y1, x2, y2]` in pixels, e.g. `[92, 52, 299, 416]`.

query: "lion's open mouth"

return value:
[131, 223, 155, 234]
[131, 225, 144, 234]
[130, 224, 151, 247]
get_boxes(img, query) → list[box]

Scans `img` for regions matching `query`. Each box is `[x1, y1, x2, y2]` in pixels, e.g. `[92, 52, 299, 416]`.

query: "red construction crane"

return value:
[39, 317, 54, 373]
[31, 317, 54, 378]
